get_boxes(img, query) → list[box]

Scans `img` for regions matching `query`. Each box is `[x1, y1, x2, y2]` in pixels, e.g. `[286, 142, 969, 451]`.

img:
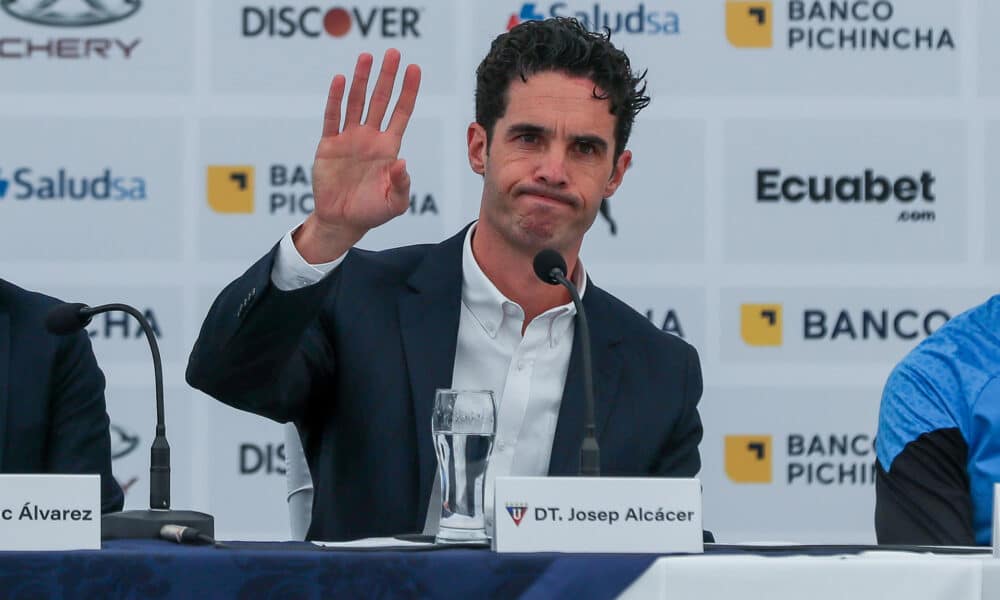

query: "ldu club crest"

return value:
[505, 503, 528, 526]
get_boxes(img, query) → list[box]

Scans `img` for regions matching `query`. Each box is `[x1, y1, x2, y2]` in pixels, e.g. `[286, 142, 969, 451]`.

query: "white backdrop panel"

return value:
[0, 0, 992, 543]
[0, 118, 183, 261]
[0, 1, 193, 93]
[210, 0, 459, 95]
[723, 120, 968, 264]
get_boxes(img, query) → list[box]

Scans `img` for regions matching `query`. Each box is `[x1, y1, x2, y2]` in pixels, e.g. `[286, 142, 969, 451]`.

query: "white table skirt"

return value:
[619, 551, 996, 600]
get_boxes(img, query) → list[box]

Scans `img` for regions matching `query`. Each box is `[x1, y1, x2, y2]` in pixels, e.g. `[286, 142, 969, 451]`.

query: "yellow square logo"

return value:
[726, 1, 773, 48]
[725, 435, 773, 483]
[207, 165, 255, 214]
[741, 303, 782, 346]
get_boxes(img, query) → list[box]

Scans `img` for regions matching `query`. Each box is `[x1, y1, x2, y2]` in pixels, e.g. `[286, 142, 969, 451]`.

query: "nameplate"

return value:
[993, 483, 999, 557]
[493, 476, 703, 554]
[0, 475, 100, 550]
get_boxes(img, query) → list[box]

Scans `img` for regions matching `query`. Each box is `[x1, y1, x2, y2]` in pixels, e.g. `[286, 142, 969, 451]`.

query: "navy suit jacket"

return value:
[0, 279, 123, 514]
[187, 227, 703, 541]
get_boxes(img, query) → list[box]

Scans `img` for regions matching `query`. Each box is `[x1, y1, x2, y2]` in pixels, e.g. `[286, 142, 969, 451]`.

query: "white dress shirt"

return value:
[270, 224, 586, 535]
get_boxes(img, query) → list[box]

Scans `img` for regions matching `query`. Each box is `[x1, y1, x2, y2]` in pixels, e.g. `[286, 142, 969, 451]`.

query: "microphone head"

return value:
[533, 249, 567, 285]
[45, 302, 92, 335]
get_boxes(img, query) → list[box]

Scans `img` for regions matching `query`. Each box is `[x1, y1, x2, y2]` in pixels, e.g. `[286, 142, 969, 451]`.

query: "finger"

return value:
[386, 64, 421, 139]
[388, 159, 411, 214]
[343, 53, 373, 127]
[365, 49, 401, 129]
[321, 74, 347, 137]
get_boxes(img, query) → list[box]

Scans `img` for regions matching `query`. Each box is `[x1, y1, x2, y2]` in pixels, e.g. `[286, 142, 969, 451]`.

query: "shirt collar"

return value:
[461, 223, 587, 342]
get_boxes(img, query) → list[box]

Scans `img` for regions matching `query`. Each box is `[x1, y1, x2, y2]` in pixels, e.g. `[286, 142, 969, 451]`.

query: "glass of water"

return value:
[432, 389, 496, 543]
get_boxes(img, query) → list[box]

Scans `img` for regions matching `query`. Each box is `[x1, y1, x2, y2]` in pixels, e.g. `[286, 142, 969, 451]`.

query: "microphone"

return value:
[45, 302, 93, 335]
[532, 249, 600, 477]
[159, 524, 215, 545]
[46, 302, 214, 540]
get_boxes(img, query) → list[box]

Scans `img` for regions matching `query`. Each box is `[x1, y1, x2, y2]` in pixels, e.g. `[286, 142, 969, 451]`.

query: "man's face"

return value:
[467, 71, 631, 256]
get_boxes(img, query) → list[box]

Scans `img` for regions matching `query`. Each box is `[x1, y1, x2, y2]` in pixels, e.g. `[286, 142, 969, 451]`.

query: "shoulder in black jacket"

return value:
[0, 279, 124, 514]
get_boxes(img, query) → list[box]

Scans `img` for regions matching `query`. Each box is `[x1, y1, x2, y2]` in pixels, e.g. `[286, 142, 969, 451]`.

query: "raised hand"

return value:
[295, 49, 421, 263]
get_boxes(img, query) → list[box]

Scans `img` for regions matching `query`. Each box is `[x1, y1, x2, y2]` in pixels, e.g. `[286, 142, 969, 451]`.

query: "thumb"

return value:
[388, 159, 410, 212]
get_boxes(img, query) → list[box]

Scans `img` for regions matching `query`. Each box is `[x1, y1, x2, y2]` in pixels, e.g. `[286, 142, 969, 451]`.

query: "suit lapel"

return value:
[0, 309, 9, 469]
[548, 286, 623, 476]
[397, 229, 467, 518]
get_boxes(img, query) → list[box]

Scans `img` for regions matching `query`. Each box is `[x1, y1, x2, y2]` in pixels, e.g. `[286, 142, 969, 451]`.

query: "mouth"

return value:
[516, 187, 578, 209]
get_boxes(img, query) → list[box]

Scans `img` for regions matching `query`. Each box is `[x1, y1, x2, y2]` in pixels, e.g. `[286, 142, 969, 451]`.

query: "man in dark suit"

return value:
[188, 18, 703, 541]
[0, 279, 123, 514]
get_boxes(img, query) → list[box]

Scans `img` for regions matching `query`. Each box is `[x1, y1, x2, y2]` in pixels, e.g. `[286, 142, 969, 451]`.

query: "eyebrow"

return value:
[506, 122, 610, 153]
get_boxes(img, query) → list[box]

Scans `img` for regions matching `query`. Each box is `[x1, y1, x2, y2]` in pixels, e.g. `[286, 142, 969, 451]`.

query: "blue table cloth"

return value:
[0, 540, 657, 599]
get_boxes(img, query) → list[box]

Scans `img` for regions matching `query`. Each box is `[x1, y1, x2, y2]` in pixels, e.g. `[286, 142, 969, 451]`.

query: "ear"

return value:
[603, 149, 631, 198]
[467, 123, 488, 175]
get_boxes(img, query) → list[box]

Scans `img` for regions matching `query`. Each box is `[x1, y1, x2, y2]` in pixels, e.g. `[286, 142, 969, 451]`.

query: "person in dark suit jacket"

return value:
[0, 279, 123, 514]
[188, 18, 703, 541]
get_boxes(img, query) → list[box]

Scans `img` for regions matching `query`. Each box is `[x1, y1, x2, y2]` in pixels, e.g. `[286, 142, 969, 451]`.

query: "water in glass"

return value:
[432, 389, 495, 543]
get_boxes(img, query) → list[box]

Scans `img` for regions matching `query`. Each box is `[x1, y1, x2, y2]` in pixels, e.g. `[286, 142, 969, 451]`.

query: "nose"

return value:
[534, 146, 569, 187]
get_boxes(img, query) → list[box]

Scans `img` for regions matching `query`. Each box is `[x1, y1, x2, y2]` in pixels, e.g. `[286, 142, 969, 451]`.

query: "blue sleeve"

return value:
[876, 354, 964, 470]
[875, 350, 974, 545]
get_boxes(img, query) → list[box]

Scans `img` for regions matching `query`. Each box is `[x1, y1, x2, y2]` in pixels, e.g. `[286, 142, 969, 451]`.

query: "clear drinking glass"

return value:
[432, 389, 496, 543]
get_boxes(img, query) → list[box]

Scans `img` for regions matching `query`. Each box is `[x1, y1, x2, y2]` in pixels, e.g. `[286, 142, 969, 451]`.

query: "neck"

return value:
[470, 223, 579, 325]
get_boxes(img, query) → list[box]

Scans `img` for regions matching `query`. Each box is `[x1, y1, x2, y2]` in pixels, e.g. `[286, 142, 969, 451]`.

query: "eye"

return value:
[575, 141, 597, 155]
[516, 133, 539, 144]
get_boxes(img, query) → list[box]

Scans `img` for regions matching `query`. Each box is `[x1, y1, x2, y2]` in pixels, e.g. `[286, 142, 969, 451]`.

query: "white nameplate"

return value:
[494, 476, 703, 554]
[993, 483, 999, 557]
[0, 474, 100, 550]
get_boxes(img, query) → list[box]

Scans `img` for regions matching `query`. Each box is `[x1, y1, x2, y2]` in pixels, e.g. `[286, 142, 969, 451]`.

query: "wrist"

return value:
[293, 216, 365, 264]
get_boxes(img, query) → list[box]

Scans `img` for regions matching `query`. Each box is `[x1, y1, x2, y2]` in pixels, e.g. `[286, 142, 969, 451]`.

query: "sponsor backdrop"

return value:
[0, 0, 990, 543]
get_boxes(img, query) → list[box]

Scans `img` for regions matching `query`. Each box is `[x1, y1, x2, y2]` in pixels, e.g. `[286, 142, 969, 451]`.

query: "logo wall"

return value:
[206, 164, 438, 217]
[1, 0, 141, 26]
[739, 301, 951, 347]
[725, 432, 876, 486]
[740, 304, 781, 347]
[241, 5, 421, 39]
[988, 122, 1000, 263]
[600, 286, 706, 351]
[207, 165, 254, 214]
[725, 0, 955, 51]
[723, 120, 966, 264]
[110, 423, 141, 496]
[726, 1, 772, 48]
[202, 398, 289, 537]
[507, 2, 679, 35]
[0, 0, 142, 59]
[756, 168, 938, 223]
[572, 119, 706, 266]
[725, 435, 772, 483]
[721, 288, 992, 365]
[0, 167, 147, 201]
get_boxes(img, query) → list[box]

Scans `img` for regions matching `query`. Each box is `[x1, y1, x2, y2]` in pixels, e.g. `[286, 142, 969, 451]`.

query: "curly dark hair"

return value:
[475, 17, 650, 161]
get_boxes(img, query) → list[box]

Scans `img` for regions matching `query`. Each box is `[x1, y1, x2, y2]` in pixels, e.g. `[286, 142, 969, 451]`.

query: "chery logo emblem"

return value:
[1, 0, 142, 27]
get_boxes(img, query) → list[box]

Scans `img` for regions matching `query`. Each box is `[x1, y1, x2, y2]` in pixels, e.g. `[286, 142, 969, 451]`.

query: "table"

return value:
[0, 539, 655, 599]
[620, 548, 999, 600]
[4, 541, 1000, 599]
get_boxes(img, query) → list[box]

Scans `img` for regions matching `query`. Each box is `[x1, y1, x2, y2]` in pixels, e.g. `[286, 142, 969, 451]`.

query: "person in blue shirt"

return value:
[876, 294, 1000, 545]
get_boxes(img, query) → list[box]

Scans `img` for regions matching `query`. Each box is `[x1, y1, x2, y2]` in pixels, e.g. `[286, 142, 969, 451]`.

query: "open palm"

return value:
[304, 50, 421, 259]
